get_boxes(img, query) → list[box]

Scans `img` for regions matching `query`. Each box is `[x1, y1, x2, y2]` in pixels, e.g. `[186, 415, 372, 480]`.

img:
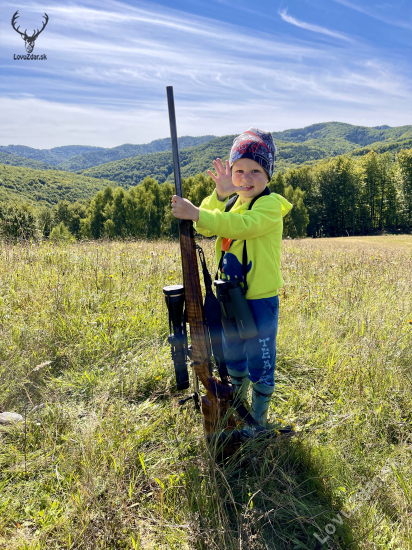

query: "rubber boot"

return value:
[227, 368, 250, 404]
[250, 383, 274, 426]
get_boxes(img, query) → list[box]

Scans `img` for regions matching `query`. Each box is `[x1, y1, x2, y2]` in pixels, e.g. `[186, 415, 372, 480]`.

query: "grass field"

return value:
[0, 235, 411, 549]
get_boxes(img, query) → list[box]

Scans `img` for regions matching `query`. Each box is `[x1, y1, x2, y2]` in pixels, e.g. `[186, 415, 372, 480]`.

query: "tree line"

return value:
[0, 174, 308, 241]
[281, 149, 412, 236]
[1, 149, 411, 241]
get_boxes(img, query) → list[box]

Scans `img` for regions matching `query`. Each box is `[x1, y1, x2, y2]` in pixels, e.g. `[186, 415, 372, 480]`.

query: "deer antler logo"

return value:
[11, 11, 49, 54]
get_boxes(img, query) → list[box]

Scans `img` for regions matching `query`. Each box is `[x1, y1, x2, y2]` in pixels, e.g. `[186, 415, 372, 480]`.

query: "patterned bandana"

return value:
[229, 128, 277, 180]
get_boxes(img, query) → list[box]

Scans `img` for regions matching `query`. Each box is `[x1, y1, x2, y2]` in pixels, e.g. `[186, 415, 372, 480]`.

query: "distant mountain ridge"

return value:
[0, 151, 56, 171]
[271, 122, 412, 147]
[0, 145, 104, 165]
[77, 122, 412, 186]
[0, 135, 216, 172]
[2, 122, 412, 178]
[2, 122, 412, 205]
[57, 135, 216, 171]
[78, 135, 235, 187]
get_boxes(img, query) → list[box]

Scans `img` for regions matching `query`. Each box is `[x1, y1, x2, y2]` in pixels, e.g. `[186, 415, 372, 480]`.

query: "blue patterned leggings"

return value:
[222, 295, 279, 389]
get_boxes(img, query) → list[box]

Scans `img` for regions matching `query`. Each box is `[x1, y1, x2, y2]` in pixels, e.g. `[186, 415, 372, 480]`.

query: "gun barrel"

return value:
[165, 86, 233, 437]
[166, 86, 183, 199]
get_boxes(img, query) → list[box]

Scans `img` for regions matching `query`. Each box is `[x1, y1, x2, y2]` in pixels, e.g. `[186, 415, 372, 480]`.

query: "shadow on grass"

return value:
[184, 432, 357, 550]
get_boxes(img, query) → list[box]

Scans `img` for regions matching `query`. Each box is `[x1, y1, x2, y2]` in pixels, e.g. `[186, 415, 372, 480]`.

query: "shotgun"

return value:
[164, 86, 235, 437]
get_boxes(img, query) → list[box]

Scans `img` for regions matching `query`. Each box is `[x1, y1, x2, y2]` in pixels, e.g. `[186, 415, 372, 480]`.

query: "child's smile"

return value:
[232, 158, 269, 204]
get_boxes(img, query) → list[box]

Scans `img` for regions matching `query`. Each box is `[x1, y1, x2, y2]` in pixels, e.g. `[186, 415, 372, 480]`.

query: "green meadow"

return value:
[0, 235, 411, 549]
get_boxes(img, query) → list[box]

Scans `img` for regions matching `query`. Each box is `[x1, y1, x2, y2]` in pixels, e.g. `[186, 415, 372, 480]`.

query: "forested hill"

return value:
[3, 123, 412, 178]
[77, 122, 412, 186]
[0, 136, 216, 172]
[0, 165, 116, 207]
[2, 122, 412, 194]
[79, 136, 235, 186]
[0, 145, 104, 165]
[271, 122, 412, 145]
[271, 122, 412, 159]
[0, 151, 55, 171]
[57, 135, 216, 171]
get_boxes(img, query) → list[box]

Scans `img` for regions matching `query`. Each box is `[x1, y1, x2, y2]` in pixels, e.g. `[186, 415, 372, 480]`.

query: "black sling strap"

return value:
[195, 242, 228, 382]
[215, 186, 271, 292]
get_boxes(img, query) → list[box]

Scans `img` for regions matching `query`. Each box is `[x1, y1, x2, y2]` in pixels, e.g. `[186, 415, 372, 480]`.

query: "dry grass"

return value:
[0, 235, 411, 549]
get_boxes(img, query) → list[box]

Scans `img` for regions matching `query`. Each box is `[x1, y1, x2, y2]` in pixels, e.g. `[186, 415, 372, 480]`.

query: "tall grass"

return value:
[0, 235, 411, 549]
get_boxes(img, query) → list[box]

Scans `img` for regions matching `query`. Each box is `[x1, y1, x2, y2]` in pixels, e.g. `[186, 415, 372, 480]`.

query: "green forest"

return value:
[1, 147, 411, 241]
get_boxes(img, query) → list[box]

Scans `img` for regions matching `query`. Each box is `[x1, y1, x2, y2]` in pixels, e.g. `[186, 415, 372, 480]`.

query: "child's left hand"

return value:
[171, 195, 200, 222]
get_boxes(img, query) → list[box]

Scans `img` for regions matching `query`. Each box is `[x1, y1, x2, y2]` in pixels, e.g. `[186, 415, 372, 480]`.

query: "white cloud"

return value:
[279, 8, 353, 42]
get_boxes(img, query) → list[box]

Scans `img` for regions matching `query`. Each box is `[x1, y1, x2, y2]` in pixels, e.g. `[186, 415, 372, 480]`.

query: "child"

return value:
[171, 128, 292, 427]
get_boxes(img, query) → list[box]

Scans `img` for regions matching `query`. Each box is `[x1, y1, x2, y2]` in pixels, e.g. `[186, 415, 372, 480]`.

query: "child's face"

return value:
[231, 158, 269, 204]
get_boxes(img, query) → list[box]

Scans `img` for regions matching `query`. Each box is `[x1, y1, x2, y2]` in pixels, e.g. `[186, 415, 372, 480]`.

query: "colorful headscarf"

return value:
[229, 128, 277, 180]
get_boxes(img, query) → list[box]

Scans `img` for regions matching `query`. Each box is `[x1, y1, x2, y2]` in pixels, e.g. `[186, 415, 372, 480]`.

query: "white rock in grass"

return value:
[0, 412, 23, 424]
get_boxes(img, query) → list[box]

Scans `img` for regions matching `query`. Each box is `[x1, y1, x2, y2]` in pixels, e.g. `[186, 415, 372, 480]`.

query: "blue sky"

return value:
[1, 0, 411, 148]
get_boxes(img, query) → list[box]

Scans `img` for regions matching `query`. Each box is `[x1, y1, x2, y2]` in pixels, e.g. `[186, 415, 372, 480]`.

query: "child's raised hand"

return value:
[207, 158, 238, 200]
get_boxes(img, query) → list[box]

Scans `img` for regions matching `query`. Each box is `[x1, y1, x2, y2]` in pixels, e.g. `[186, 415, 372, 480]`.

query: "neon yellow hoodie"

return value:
[194, 189, 293, 299]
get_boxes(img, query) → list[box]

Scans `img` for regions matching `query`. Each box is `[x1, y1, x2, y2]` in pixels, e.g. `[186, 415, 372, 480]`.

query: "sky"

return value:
[1, 0, 411, 148]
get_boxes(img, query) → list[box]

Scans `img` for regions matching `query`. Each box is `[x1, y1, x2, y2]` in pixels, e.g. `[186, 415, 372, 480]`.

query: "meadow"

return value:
[0, 235, 411, 549]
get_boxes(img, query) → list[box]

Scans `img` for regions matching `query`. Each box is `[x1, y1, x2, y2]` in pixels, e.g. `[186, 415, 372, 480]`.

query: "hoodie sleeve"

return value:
[194, 189, 229, 237]
[274, 193, 294, 217]
[196, 193, 293, 240]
